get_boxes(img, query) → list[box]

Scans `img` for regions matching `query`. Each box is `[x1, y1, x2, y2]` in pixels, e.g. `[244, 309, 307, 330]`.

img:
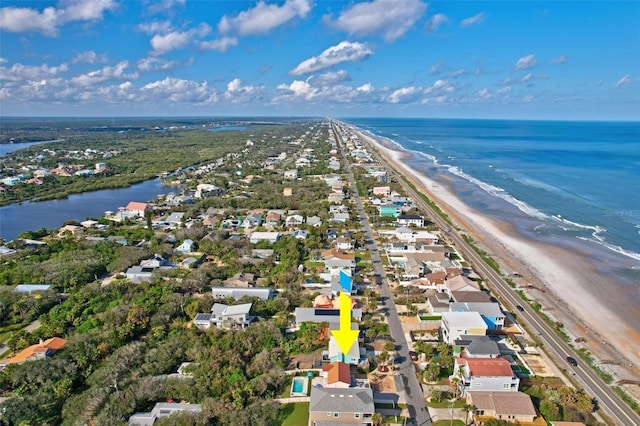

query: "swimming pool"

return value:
[290, 376, 309, 396]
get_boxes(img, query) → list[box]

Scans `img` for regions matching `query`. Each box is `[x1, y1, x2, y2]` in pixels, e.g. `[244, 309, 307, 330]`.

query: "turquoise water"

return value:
[293, 379, 304, 393]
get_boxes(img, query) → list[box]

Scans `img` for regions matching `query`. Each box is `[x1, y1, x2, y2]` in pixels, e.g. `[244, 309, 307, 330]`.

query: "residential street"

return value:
[334, 123, 432, 426]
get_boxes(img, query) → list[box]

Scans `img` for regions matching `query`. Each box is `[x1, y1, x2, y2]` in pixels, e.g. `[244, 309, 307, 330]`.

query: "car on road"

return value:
[409, 351, 418, 361]
[516, 305, 524, 312]
[566, 356, 578, 366]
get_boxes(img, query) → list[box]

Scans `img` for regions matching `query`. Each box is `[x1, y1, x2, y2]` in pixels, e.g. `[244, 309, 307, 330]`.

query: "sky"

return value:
[0, 0, 639, 120]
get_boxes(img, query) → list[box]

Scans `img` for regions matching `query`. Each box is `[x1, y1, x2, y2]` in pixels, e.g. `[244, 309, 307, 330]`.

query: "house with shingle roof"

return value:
[466, 391, 539, 425]
[308, 387, 374, 426]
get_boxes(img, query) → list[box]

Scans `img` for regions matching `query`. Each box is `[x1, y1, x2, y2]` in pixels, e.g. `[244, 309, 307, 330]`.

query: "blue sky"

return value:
[0, 0, 638, 120]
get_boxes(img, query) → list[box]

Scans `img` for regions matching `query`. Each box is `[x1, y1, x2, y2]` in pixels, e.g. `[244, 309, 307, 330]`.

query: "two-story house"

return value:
[193, 303, 253, 330]
[308, 387, 374, 426]
[397, 214, 424, 227]
[453, 357, 520, 396]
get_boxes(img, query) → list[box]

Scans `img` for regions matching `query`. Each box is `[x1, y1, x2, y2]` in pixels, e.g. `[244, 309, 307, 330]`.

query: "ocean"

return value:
[344, 118, 640, 286]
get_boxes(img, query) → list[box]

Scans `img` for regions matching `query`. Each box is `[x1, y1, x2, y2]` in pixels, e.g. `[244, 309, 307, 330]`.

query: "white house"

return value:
[285, 214, 304, 227]
[211, 287, 273, 301]
[441, 311, 488, 344]
[397, 214, 424, 227]
[453, 357, 520, 396]
[129, 402, 201, 425]
[306, 215, 322, 227]
[194, 303, 253, 329]
[335, 236, 353, 250]
[175, 239, 195, 254]
[249, 232, 280, 244]
[395, 227, 415, 241]
[372, 186, 391, 197]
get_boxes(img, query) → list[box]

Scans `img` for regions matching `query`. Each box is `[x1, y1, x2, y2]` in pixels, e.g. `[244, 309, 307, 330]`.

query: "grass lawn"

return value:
[427, 399, 467, 409]
[0, 322, 29, 343]
[432, 420, 465, 426]
[277, 402, 309, 426]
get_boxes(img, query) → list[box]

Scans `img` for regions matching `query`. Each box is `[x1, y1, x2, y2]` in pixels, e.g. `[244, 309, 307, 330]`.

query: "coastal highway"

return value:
[350, 122, 640, 426]
[333, 123, 432, 426]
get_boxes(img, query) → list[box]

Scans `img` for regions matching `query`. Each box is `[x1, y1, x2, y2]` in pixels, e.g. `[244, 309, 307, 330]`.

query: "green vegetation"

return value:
[523, 381, 597, 424]
[432, 420, 466, 426]
[460, 234, 501, 274]
[277, 402, 310, 426]
[612, 386, 640, 416]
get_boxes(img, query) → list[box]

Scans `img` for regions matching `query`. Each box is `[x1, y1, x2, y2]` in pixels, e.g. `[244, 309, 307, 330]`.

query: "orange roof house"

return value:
[322, 361, 352, 388]
[454, 357, 520, 396]
[321, 248, 355, 261]
[1, 337, 67, 367]
[125, 201, 151, 217]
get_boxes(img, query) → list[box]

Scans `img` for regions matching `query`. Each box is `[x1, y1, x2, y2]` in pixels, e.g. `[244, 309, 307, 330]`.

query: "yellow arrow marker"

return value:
[331, 292, 360, 356]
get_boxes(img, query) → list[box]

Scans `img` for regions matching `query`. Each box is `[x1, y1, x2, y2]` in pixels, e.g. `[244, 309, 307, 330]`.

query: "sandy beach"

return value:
[349, 124, 640, 379]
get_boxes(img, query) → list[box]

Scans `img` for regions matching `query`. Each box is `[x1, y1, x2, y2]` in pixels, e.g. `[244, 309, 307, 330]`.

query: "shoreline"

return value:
[348, 123, 640, 377]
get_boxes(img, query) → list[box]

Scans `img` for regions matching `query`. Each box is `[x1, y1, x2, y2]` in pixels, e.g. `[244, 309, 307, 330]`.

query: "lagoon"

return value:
[0, 178, 175, 241]
[0, 139, 63, 157]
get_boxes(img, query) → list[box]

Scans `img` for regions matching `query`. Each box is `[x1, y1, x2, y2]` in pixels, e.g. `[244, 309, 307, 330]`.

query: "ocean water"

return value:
[344, 118, 640, 270]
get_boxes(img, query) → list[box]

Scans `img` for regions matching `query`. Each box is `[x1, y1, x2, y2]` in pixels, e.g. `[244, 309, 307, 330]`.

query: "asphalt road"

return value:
[355, 124, 640, 426]
[333, 123, 432, 426]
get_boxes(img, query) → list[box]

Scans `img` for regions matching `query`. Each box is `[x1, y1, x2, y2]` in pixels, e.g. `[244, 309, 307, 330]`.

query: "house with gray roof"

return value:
[211, 287, 273, 301]
[454, 335, 501, 358]
[13, 284, 52, 293]
[193, 303, 253, 330]
[128, 402, 201, 426]
[449, 302, 505, 330]
[308, 387, 374, 426]
[295, 307, 362, 326]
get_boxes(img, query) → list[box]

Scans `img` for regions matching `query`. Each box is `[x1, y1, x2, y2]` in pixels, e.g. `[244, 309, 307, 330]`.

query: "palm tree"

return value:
[372, 412, 383, 426]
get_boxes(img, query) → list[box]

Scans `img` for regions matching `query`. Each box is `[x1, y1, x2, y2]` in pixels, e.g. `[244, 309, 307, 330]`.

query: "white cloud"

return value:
[307, 70, 351, 86]
[200, 37, 239, 53]
[275, 76, 377, 104]
[0, 62, 68, 82]
[0, 58, 7, 64]
[70, 61, 138, 86]
[71, 50, 107, 64]
[424, 79, 453, 94]
[289, 41, 373, 76]
[137, 57, 192, 72]
[425, 13, 449, 32]
[550, 55, 567, 64]
[218, 0, 311, 36]
[141, 77, 218, 103]
[150, 23, 211, 55]
[357, 83, 374, 93]
[138, 20, 174, 35]
[225, 78, 264, 103]
[324, 0, 427, 42]
[499, 73, 548, 85]
[430, 60, 447, 76]
[146, 0, 186, 14]
[0, 0, 116, 36]
[449, 69, 465, 78]
[476, 87, 491, 98]
[615, 74, 632, 88]
[388, 86, 422, 103]
[460, 12, 486, 28]
[515, 54, 537, 70]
